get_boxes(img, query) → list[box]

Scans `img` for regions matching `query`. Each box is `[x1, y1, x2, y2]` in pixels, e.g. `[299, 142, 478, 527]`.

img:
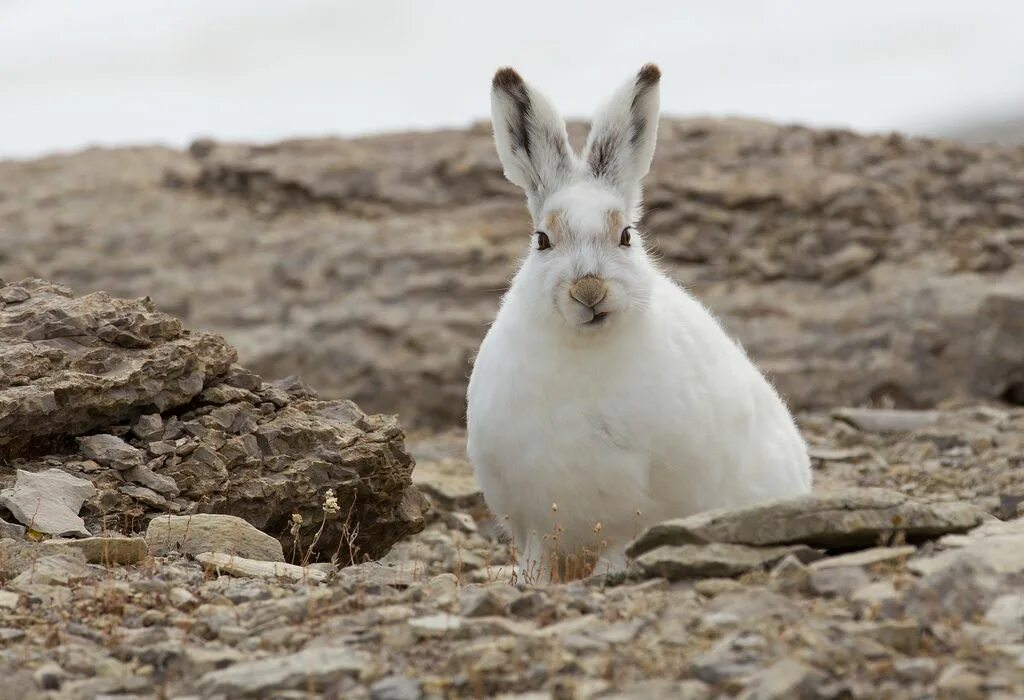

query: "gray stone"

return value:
[9, 553, 93, 587]
[691, 631, 769, 683]
[145, 513, 284, 561]
[371, 675, 423, 700]
[124, 462, 180, 497]
[0, 468, 96, 537]
[0, 516, 26, 539]
[131, 413, 164, 441]
[0, 285, 30, 303]
[809, 545, 916, 570]
[458, 589, 507, 618]
[408, 613, 465, 637]
[636, 543, 814, 581]
[905, 555, 1004, 622]
[807, 566, 871, 598]
[893, 658, 939, 683]
[739, 658, 826, 700]
[0, 590, 20, 610]
[196, 552, 328, 584]
[627, 489, 988, 557]
[77, 434, 145, 469]
[984, 594, 1024, 637]
[196, 645, 366, 696]
[120, 484, 177, 511]
[832, 407, 943, 433]
[42, 536, 148, 566]
[912, 518, 1024, 577]
[332, 562, 418, 591]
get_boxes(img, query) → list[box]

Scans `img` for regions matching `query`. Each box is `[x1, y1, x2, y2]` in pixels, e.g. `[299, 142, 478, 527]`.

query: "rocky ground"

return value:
[2, 286, 1024, 700]
[2, 120, 1024, 699]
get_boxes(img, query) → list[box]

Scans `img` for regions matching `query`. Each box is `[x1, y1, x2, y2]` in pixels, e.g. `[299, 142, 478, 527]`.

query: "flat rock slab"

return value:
[635, 543, 816, 581]
[0, 468, 96, 537]
[77, 434, 145, 469]
[9, 553, 94, 588]
[809, 546, 917, 571]
[146, 514, 284, 562]
[626, 488, 988, 558]
[832, 408, 942, 433]
[910, 518, 1024, 576]
[196, 645, 365, 696]
[196, 552, 328, 584]
[42, 536, 148, 566]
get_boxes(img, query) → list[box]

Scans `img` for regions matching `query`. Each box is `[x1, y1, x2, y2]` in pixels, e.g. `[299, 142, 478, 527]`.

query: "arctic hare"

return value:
[466, 64, 811, 580]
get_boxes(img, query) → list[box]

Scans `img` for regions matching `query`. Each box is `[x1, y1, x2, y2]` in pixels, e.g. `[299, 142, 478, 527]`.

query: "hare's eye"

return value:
[619, 227, 632, 247]
[536, 232, 551, 251]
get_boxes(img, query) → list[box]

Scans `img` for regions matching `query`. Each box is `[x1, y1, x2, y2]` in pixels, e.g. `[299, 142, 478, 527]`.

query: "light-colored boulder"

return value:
[146, 514, 284, 562]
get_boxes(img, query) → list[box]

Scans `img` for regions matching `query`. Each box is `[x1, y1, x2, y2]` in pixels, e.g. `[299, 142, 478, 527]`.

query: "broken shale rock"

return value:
[627, 488, 988, 558]
[0, 278, 236, 457]
[0, 468, 96, 537]
[635, 543, 819, 581]
[0, 280, 427, 564]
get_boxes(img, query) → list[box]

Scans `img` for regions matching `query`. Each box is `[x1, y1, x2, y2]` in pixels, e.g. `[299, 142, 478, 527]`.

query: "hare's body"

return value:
[468, 267, 810, 571]
[467, 65, 810, 578]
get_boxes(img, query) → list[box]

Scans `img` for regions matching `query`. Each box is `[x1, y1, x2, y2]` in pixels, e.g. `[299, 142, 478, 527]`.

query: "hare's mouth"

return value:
[584, 311, 610, 326]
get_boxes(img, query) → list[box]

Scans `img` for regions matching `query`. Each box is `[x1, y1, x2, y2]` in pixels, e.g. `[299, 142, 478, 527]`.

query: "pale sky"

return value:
[2, 0, 1023, 158]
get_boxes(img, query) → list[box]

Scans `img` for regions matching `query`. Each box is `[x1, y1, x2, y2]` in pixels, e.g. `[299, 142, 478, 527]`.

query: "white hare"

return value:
[466, 64, 811, 580]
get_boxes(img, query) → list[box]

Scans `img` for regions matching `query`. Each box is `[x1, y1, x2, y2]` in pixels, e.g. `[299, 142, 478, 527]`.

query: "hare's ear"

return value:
[582, 64, 661, 209]
[491, 68, 574, 208]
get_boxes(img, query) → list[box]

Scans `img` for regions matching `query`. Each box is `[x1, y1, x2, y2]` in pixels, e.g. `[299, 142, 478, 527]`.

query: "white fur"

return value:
[468, 66, 811, 579]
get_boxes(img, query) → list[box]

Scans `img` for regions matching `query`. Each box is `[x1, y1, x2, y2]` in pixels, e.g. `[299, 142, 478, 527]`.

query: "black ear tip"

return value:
[637, 63, 662, 86]
[493, 67, 525, 92]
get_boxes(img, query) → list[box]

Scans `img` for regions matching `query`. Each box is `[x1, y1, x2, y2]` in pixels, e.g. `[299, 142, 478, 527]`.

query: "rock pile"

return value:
[0, 279, 427, 563]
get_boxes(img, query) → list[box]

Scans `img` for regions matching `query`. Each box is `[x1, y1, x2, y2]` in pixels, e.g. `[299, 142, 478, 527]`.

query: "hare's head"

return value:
[491, 65, 661, 332]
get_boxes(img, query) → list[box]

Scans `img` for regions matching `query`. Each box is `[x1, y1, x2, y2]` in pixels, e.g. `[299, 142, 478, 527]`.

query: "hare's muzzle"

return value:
[569, 276, 609, 309]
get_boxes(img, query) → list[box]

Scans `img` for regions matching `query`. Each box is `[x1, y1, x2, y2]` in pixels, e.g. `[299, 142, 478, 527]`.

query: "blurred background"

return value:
[3, 0, 1024, 159]
[2, 0, 1024, 428]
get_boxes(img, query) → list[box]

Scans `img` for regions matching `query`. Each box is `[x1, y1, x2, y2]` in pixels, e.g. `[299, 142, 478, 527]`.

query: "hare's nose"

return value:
[569, 276, 608, 308]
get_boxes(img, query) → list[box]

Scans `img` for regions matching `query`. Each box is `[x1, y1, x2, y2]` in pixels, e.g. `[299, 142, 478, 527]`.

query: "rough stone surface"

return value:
[627, 488, 989, 557]
[0, 279, 236, 455]
[0, 468, 96, 537]
[146, 513, 284, 562]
